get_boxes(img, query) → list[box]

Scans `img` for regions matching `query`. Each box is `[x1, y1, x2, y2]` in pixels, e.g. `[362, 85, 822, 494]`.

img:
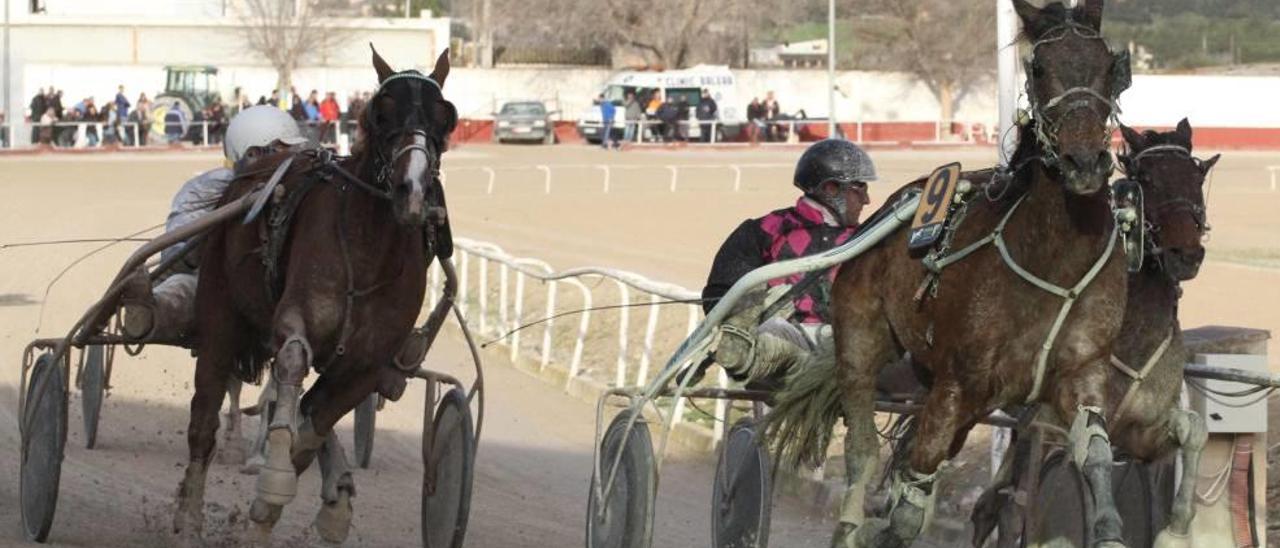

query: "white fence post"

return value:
[730, 165, 742, 192]
[499, 263, 510, 337]
[598, 164, 611, 193]
[478, 257, 489, 334]
[538, 164, 552, 194]
[512, 270, 526, 361]
[484, 166, 496, 195]
[458, 251, 470, 316]
[636, 293, 661, 385]
[667, 165, 678, 192]
[614, 280, 630, 387]
[541, 279, 558, 371]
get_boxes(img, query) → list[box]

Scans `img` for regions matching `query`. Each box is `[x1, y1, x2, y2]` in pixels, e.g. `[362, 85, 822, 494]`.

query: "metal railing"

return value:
[2, 119, 355, 150]
[435, 236, 732, 437]
[583, 118, 992, 145]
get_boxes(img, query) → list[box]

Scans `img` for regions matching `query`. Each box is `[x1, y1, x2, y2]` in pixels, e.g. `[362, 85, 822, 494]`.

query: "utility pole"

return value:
[827, 0, 836, 138]
[3, 0, 10, 147]
[996, 0, 1018, 163]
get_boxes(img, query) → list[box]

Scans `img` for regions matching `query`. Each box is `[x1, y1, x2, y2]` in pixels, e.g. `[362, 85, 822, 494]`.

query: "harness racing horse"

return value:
[972, 120, 1220, 548]
[766, 2, 1137, 547]
[172, 47, 458, 544]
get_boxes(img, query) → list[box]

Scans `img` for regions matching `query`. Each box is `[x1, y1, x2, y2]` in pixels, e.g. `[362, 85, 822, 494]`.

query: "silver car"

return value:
[493, 101, 556, 144]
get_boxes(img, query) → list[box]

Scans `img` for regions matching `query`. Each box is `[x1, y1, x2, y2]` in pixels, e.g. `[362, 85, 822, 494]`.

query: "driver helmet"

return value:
[223, 105, 309, 167]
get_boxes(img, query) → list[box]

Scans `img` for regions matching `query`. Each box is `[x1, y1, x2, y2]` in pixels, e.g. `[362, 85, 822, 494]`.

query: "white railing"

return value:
[435, 236, 732, 438]
[583, 118, 992, 145]
[439, 162, 791, 194]
[1267, 165, 1279, 192]
[3, 119, 356, 150]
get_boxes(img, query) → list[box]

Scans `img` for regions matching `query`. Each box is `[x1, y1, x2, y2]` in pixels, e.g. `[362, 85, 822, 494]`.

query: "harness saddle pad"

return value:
[908, 162, 962, 257]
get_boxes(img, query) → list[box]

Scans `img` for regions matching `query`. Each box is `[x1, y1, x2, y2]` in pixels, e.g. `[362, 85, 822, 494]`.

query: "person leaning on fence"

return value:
[686, 139, 876, 388]
[29, 88, 47, 143]
[117, 105, 313, 342]
[696, 88, 718, 143]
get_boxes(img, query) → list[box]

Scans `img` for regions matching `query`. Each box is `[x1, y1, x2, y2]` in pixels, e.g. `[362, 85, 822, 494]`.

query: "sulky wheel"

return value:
[586, 408, 656, 548]
[422, 387, 475, 548]
[21, 352, 68, 543]
[80, 346, 106, 449]
[1025, 449, 1091, 548]
[353, 392, 378, 469]
[712, 417, 772, 548]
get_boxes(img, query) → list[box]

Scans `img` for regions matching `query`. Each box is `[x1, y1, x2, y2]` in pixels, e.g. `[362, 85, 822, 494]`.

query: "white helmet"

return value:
[223, 105, 309, 164]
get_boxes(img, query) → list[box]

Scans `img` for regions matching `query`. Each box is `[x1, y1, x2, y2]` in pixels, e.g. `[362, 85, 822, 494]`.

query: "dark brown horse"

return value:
[172, 48, 457, 544]
[972, 120, 1220, 548]
[765, 1, 1136, 547]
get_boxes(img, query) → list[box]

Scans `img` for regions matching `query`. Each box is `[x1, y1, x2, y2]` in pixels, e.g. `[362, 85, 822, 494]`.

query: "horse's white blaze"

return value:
[405, 132, 428, 218]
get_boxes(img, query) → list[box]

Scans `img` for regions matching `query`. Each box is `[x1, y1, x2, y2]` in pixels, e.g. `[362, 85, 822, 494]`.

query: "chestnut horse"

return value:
[172, 48, 457, 544]
[764, 1, 1137, 547]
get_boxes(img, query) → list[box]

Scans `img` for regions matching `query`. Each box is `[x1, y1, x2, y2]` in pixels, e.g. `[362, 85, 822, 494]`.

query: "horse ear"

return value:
[429, 48, 451, 88]
[1175, 118, 1192, 143]
[1012, 0, 1043, 35]
[1081, 0, 1104, 31]
[1199, 153, 1220, 176]
[370, 43, 394, 84]
[1119, 123, 1145, 151]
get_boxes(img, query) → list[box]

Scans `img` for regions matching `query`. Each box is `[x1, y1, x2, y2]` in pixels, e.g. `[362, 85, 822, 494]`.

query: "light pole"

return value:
[3, 0, 10, 147]
[996, 0, 1019, 163]
[827, 0, 837, 138]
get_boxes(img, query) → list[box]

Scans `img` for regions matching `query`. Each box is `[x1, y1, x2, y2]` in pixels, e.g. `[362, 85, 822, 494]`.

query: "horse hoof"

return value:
[254, 429, 297, 505]
[173, 529, 205, 548]
[313, 490, 354, 544]
[1153, 529, 1189, 548]
[829, 521, 858, 548]
[853, 517, 892, 548]
[217, 435, 250, 466]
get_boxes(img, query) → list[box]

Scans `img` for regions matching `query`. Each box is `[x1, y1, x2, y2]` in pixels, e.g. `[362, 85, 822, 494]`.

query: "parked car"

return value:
[493, 101, 556, 144]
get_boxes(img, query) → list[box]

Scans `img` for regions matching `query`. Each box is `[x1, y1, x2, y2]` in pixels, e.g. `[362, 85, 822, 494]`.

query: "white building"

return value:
[4, 0, 450, 145]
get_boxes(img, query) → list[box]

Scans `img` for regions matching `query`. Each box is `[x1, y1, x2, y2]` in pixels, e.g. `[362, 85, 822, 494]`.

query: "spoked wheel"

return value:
[80, 346, 106, 449]
[586, 409, 656, 548]
[1025, 449, 1091, 548]
[712, 417, 772, 548]
[21, 352, 68, 543]
[422, 387, 475, 548]
[353, 392, 377, 469]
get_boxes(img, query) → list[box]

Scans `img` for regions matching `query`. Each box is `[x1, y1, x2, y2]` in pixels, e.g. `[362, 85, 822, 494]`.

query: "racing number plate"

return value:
[908, 162, 962, 256]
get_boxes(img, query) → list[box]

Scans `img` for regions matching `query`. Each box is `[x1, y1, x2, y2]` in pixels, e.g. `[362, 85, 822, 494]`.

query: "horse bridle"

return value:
[1122, 144, 1210, 270]
[1024, 22, 1129, 167]
[365, 71, 446, 192]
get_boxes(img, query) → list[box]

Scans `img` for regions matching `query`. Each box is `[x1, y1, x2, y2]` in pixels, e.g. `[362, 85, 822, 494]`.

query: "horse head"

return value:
[362, 45, 457, 227]
[1119, 119, 1219, 282]
[1014, 0, 1129, 195]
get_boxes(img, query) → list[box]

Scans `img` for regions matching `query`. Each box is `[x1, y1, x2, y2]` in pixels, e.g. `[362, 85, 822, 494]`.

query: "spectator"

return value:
[655, 96, 679, 142]
[208, 101, 228, 144]
[622, 91, 641, 144]
[0, 107, 7, 148]
[39, 106, 56, 145]
[230, 87, 246, 116]
[84, 101, 100, 147]
[257, 96, 267, 106]
[29, 87, 47, 143]
[764, 91, 781, 142]
[320, 91, 340, 144]
[696, 88, 718, 143]
[598, 94, 617, 150]
[269, 89, 281, 109]
[49, 90, 70, 145]
[133, 93, 152, 146]
[746, 97, 764, 144]
[102, 103, 119, 145]
[164, 101, 185, 143]
[115, 85, 130, 122]
[289, 95, 306, 122]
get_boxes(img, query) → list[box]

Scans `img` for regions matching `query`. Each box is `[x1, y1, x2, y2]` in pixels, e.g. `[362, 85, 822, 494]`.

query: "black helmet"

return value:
[793, 139, 878, 194]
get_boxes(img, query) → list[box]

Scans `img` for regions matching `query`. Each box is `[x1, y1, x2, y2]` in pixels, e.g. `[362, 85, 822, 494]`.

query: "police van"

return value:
[576, 65, 742, 143]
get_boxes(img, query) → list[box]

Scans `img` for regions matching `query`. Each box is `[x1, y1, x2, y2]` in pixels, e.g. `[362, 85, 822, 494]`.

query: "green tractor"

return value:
[151, 65, 222, 141]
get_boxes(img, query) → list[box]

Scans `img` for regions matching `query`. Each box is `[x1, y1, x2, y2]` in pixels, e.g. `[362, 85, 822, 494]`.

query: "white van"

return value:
[577, 65, 742, 143]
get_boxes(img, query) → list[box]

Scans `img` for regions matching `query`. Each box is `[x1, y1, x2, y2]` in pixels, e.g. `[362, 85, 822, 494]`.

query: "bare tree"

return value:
[852, 0, 995, 128]
[236, 0, 352, 102]
[600, 0, 728, 68]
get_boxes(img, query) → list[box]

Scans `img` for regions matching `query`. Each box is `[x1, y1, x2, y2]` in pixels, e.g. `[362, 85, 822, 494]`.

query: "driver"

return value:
[120, 105, 311, 341]
[697, 139, 875, 386]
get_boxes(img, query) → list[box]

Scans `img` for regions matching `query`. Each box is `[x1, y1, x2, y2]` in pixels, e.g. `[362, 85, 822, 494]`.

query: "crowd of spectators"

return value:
[19, 83, 374, 148]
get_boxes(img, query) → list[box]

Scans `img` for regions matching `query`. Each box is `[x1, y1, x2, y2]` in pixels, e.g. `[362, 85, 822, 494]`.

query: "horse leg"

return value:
[217, 377, 249, 465]
[1150, 409, 1208, 548]
[312, 428, 356, 543]
[173, 329, 234, 541]
[859, 381, 973, 548]
[1055, 371, 1127, 548]
[829, 299, 899, 547]
[241, 375, 275, 475]
[249, 311, 312, 536]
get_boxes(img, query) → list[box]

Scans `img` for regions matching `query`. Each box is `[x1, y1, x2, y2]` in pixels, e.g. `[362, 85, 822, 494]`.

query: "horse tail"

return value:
[759, 345, 844, 470]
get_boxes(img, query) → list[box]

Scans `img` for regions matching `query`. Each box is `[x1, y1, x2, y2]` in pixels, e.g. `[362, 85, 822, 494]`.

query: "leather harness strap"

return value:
[1107, 328, 1173, 424]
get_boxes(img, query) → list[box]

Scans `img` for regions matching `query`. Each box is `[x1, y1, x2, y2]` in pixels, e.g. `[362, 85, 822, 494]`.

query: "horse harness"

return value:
[1107, 143, 1208, 424]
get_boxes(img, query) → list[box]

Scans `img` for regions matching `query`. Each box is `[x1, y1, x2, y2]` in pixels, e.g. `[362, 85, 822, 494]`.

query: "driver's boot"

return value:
[119, 269, 156, 339]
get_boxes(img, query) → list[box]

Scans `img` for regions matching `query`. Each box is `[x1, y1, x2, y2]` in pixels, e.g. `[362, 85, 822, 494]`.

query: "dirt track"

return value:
[0, 143, 1275, 547]
[0, 151, 834, 547]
